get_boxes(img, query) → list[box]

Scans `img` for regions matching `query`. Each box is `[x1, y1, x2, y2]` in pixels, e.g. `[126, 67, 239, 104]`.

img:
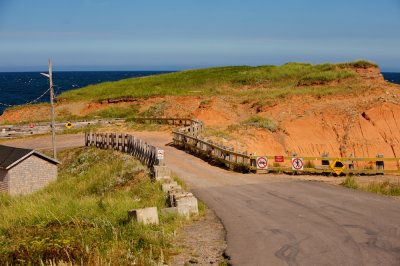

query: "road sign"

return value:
[157, 149, 164, 160]
[291, 157, 304, 171]
[65, 121, 72, 129]
[330, 160, 346, 175]
[256, 157, 268, 169]
[275, 156, 284, 163]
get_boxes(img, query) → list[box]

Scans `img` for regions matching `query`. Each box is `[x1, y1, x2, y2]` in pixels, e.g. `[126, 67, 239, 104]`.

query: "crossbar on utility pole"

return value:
[48, 59, 56, 159]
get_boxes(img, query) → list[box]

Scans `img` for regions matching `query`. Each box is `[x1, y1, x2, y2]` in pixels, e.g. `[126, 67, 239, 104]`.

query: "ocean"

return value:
[0, 71, 399, 115]
[0, 71, 171, 114]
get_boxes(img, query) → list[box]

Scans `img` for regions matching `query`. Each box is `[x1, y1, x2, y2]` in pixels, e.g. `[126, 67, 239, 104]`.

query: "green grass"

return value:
[58, 61, 373, 102]
[298, 70, 353, 86]
[341, 176, 359, 189]
[338, 60, 378, 69]
[0, 147, 186, 265]
[341, 176, 400, 196]
[365, 180, 400, 196]
[240, 116, 278, 132]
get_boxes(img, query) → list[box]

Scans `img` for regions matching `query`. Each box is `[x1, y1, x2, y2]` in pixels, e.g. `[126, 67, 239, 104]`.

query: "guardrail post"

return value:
[348, 154, 354, 170]
[376, 154, 384, 171]
[321, 152, 329, 166]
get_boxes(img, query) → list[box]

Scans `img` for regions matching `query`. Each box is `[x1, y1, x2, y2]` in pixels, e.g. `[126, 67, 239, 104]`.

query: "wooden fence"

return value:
[85, 132, 160, 167]
[85, 117, 400, 175]
[129, 117, 200, 127]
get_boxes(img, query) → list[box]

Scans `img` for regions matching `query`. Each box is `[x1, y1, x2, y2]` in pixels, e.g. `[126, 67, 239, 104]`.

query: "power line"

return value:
[0, 87, 51, 107]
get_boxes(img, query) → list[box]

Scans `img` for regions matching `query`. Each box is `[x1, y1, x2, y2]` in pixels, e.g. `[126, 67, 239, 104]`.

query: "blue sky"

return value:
[0, 0, 399, 71]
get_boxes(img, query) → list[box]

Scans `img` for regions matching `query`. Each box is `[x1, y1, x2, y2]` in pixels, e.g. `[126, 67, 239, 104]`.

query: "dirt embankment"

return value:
[1, 67, 399, 158]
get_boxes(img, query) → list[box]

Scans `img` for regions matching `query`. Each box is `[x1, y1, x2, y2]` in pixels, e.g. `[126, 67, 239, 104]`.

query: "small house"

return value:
[0, 145, 59, 195]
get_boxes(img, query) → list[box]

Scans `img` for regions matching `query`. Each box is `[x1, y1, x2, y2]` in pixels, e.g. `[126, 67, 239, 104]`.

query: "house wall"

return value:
[8, 155, 58, 195]
[0, 169, 9, 193]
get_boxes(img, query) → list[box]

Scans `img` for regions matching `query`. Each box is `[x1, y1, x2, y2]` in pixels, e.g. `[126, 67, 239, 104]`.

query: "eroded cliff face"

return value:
[277, 102, 400, 158]
[1, 66, 399, 161]
[193, 71, 400, 159]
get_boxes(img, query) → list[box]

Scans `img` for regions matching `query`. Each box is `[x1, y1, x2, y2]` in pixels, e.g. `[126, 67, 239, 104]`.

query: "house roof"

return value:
[0, 145, 60, 170]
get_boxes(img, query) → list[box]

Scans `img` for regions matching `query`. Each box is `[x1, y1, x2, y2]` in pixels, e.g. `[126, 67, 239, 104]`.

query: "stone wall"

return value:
[8, 155, 57, 195]
[0, 169, 9, 193]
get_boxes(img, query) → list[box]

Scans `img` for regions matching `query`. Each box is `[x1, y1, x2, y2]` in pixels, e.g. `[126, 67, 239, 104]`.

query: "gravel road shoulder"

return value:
[171, 208, 227, 266]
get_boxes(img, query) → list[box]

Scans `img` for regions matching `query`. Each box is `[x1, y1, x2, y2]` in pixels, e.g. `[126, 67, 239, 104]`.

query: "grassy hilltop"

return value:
[59, 60, 378, 102]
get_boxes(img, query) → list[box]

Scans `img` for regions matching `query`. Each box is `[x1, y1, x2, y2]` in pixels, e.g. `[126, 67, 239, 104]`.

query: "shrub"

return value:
[339, 60, 378, 69]
[304, 160, 315, 168]
[240, 116, 278, 132]
[341, 176, 358, 189]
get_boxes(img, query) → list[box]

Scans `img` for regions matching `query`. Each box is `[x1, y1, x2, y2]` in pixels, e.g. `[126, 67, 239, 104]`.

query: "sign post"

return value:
[157, 149, 165, 165]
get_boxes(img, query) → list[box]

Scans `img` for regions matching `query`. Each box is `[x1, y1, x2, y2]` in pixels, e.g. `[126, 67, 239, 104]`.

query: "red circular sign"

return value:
[256, 157, 268, 169]
[291, 158, 304, 170]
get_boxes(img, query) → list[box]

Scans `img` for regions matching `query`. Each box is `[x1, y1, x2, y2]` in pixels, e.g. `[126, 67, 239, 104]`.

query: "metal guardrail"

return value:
[169, 118, 400, 175]
[78, 116, 399, 175]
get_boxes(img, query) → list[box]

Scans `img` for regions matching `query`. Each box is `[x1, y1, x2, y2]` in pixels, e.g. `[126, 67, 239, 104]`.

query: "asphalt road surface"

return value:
[3, 133, 400, 266]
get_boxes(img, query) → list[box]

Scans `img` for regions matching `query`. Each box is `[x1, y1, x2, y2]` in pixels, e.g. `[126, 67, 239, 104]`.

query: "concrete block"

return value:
[169, 191, 194, 208]
[128, 207, 159, 225]
[161, 181, 178, 193]
[176, 196, 198, 215]
[161, 206, 190, 219]
[153, 165, 171, 181]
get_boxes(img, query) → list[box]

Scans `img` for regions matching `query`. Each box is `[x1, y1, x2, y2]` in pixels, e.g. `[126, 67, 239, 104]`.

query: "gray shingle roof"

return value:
[0, 145, 59, 170]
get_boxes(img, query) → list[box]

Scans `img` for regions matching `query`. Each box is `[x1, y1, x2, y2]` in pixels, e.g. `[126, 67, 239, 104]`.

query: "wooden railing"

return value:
[170, 118, 400, 175]
[85, 117, 400, 175]
[85, 132, 160, 167]
[129, 117, 199, 127]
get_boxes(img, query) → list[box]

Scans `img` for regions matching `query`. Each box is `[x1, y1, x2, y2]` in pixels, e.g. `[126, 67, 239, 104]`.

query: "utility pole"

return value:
[49, 59, 56, 159]
[41, 59, 56, 159]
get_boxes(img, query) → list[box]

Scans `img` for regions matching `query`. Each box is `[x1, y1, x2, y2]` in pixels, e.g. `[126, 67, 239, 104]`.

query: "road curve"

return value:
[3, 132, 400, 266]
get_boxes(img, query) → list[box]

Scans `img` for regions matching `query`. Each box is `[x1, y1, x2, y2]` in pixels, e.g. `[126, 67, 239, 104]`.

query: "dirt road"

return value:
[4, 132, 400, 266]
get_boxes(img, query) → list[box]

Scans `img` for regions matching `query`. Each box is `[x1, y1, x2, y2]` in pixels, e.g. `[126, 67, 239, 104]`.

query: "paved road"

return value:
[3, 133, 400, 266]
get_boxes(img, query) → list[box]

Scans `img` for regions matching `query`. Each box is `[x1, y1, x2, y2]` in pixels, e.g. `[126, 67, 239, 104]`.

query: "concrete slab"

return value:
[128, 207, 159, 225]
[161, 181, 178, 193]
[153, 165, 172, 181]
[176, 196, 199, 215]
[161, 206, 190, 219]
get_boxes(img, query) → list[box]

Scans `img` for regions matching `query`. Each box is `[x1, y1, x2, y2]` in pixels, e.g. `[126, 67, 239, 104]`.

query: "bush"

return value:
[304, 160, 315, 168]
[341, 176, 358, 189]
[339, 60, 378, 69]
[240, 116, 278, 132]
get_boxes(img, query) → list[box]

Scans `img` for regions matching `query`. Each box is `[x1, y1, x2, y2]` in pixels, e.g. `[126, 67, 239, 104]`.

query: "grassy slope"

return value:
[59, 60, 377, 102]
[0, 148, 183, 265]
[341, 176, 400, 196]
